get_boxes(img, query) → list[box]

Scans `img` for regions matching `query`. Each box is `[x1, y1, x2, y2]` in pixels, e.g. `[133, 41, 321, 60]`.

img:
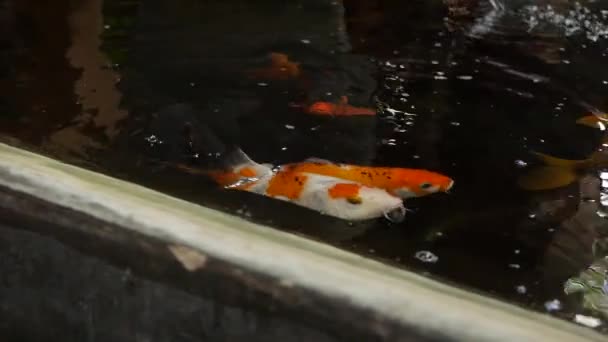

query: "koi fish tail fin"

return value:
[517, 151, 588, 191]
[144, 102, 246, 176]
[144, 103, 270, 185]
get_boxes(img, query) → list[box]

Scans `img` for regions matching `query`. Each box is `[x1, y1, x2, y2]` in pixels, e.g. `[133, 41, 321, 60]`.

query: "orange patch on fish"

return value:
[287, 162, 452, 196]
[265, 170, 308, 200]
[207, 171, 242, 187]
[238, 167, 257, 177]
[247, 52, 300, 80]
[306, 96, 376, 116]
[328, 183, 361, 199]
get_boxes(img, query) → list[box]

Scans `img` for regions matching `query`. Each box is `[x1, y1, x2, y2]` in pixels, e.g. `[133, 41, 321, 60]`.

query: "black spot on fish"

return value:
[347, 197, 362, 205]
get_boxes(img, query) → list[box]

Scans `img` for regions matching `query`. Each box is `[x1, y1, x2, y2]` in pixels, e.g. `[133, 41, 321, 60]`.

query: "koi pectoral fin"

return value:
[517, 166, 578, 191]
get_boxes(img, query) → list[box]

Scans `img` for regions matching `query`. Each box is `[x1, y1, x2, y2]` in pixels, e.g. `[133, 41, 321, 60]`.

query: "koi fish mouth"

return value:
[383, 204, 406, 223]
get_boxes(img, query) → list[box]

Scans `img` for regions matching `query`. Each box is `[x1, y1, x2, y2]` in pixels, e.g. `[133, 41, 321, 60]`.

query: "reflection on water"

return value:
[2, 0, 608, 333]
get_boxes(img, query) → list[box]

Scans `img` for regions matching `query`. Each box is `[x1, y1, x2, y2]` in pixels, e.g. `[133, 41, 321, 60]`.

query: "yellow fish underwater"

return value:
[518, 112, 608, 191]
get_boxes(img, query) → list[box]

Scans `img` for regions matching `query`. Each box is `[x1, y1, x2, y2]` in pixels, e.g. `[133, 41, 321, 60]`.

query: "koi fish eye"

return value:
[347, 197, 362, 205]
[420, 182, 432, 190]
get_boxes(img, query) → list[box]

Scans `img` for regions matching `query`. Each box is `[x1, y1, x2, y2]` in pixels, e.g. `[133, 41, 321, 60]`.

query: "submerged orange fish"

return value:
[247, 52, 301, 80]
[518, 112, 608, 191]
[306, 96, 377, 116]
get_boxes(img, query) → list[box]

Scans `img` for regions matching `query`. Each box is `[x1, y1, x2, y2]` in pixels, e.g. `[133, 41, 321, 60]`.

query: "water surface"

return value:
[2, 0, 608, 333]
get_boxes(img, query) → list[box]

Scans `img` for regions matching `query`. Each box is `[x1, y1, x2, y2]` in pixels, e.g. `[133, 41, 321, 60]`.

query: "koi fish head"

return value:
[390, 169, 454, 198]
[301, 176, 406, 222]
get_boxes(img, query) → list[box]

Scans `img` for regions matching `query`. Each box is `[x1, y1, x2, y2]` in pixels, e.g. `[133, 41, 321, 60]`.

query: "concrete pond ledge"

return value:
[0, 142, 605, 341]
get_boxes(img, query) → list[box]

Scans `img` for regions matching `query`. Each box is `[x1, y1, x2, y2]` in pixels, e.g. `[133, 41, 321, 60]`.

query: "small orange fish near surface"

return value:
[306, 96, 376, 116]
[247, 52, 301, 80]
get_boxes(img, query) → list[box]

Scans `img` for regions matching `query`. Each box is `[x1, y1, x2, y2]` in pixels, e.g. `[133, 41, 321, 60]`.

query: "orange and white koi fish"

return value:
[177, 150, 406, 222]
[279, 158, 454, 199]
[306, 96, 376, 116]
[247, 52, 300, 80]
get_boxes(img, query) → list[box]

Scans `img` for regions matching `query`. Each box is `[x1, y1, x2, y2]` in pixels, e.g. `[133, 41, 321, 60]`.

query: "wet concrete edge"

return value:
[0, 142, 605, 342]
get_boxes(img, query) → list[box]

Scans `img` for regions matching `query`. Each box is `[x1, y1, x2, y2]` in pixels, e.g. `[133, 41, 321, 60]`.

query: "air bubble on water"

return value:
[514, 249, 520, 254]
[369, 249, 376, 254]
[285, 124, 295, 130]
[300, 39, 311, 44]
[385, 60, 397, 68]
[144, 135, 163, 147]
[281, 147, 288, 151]
[434, 42, 442, 47]
[189, 82, 196, 87]
[413, 155, 420, 159]
[415, 250, 439, 263]
[562, 60, 571, 64]
[544, 299, 562, 312]
[515, 160, 528, 168]
[574, 315, 602, 328]
[104, 25, 111, 30]
[457, 75, 473, 80]
[528, 213, 536, 219]
[516, 285, 527, 294]
[597, 210, 608, 218]
[431, 60, 439, 65]
[604, 80, 608, 85]
[601, 193, 608, 206]
[257, 82, 268, 87]
[508, 263, 521, 269]
[450, 121, 461, 126]
[385, 107, 404, 116]
[382, 139, 397, 146]
[548, 227, 556, 233]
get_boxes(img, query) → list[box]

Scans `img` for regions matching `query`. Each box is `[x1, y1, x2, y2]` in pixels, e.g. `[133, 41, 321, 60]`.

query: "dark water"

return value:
[3, 0, 608, 333]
